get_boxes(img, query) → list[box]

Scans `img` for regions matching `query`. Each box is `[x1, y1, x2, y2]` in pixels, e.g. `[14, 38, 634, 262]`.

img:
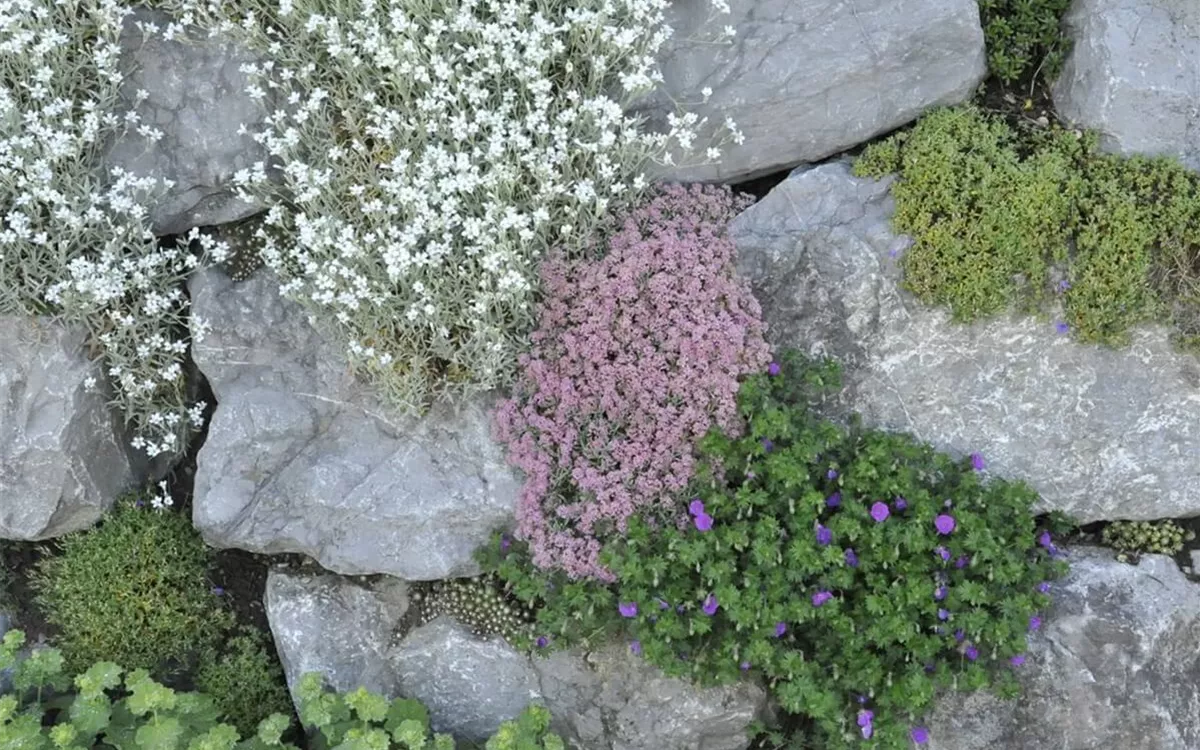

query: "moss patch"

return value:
[854, 105, 1200, 351]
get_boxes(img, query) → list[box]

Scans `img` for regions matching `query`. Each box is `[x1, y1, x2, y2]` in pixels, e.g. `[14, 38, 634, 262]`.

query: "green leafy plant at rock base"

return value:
[0, 629, 563, 750]
[482, 350, 1072, 749]
[31, 495, 234, 677]
[977, 0, 1072, 85]
[853, 105, 1200, 351]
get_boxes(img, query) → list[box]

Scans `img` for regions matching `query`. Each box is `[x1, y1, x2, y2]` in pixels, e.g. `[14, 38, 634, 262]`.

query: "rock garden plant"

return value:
[854, 104, 1200, 351]
[0, 0, 232, 461]
[1101, 519, 1195, 563]
[492, 182, 770, 580]
[484, 350, 1072, 749]
[149, 0, 743, 413]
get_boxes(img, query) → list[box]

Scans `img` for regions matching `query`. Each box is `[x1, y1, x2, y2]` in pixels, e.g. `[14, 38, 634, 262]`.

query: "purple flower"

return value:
[775, 621, 787, 637]
[1010, 654, 1026, 667]
[827, 468, 838, 480]
[965, 645, 979, 661]
[536, 636, 549, 648]
[893, 496, 908, 511]
[870, 502, 890, 523]
[1037, 581, 1052, 594]
[619, 602, 638, 618]
[935, 546, 951, 562]
[812, 591, 833, 607]
[135, 500, 145, 508]
[954, 629, 965, 643]
[211, 586, 225, 596]
[1029, 615, 1042, 632]
[1038, 530, 1053, 549]
[658, 598, 671, 610]
[761, 438, 774, 453]
[969, 452, 986, 471]
[857, 710, 874, 739]
[500, 533, 511, 552]
[702, 594, 719, 616]
[935, 514, 956, 534]
[816, 523, 832, 546]
[924, 662, 935, 673]
[1057, 279, 1071, 292]
[768, 361, 781, 377]
[745, 470, 756, 480]
[630, 640, 642, 656]
[694, 513, 714, 532]
[845, 548, 859, 568]
[937, 609, 950, 621]
[955, 555, 969, 569]
[856, 695, 868, 705]
[934, 585, 947, 601]
[688, 499, 705, 517]
[826, 492, 842, 508]
[911, 727, 930, 744]
[1055, 321, 1070, 334]
[676, 604, 686, 613]
[740, 660, 751, 671]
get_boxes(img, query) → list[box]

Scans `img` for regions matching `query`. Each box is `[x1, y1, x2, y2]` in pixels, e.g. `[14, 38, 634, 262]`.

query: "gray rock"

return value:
[265, 571, 408, 701]
[731, 161, 1200, 523]
[926, 548, 1200, 750]
[266, 571, 767, 750]
[189, 267, 518, 580]
[0, 317, 136, 539]
[1052, 0, 1200, 171]
[106, 6, 270, 235]
[635, 0, 986, 183]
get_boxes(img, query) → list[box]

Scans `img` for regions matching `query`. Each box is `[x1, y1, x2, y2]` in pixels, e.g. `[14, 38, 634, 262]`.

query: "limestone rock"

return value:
[189, 267, 518, 580]
[636, 0, 986, 183]
[731, 161, 1200, 523]
[926, 548, 1200, 750]
[106, 6, 271, 235]
[266, 571, 767, 750]
[0, 317, 135, 539]
[1052, 0, 1200, 170]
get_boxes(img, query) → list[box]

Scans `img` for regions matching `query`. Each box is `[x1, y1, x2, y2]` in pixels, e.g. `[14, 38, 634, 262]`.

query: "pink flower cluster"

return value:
[493, 183, 770, 579]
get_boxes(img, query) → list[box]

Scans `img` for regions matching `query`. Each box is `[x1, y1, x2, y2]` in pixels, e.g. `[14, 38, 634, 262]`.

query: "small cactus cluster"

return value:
[218, 213, 269, 282]
[1101, 519, 1195, 562]
[411, 574, 535, 642]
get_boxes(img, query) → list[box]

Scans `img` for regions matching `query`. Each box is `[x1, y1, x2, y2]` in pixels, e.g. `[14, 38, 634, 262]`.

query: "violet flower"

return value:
[1029, 614, 1042, 632]
[812, 591, 833, 607]
[688, 499, 705, 517]
[935, 546, 951, 562]
[955, 555, 969, 569]
[702, 594, 719, 616]
[827, 468, 838, 480]
[935, 514, 956, 535]
[630, 640, 642, 656]
[694, 513, 714, 532]
[768, 361, 781, 376]
[1010, 654, 1026, 667]
[816, 523, 832, 546]
[969, 452, 986, 471]
[934, 586, 947, 601]
[937, 608, 950, 621]
[965, 645, 979, 661]
[536, 636, 549, 648]
[893, 496, 908, 511]
[619, 602, 638, 618]
[870, 502, 890, 523]
[911, 727, 930, 744]
[775, 622, 787, 637]
[845, 548, 859, 568]
[826, 492, 842, 508]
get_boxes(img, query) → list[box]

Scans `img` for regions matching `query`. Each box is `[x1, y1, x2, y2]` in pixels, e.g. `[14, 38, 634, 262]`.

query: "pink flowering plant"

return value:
[492, 183, 771, 580]
[483, 350, 1073, 749]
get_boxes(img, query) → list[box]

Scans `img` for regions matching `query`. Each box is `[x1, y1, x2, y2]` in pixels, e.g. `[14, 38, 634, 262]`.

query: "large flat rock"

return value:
[0, 317, 136, 539]
[1052, 0, 1200, 170]
[638, 0, 986, 183]
[188, 267, 518, 580]
[927, 549, 1200, 749]
[731, 161, 1200, 523]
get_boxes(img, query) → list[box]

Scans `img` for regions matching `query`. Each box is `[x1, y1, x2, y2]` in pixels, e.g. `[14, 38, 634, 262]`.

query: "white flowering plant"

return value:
[0, 0, 230, 459]
[151, 0, 744, 410]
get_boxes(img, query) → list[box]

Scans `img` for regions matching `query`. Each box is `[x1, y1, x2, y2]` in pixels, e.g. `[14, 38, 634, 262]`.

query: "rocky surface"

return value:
[731, 161, 1200, 523]
[265, 571, 767, 750]
[188, 267, 518, 581]
[0, 317, 136, 540]
[106, 6, 270, 235]
[1052, 0, 1200, 170]
[638, 0, 986, 183]
[927, 548, 1200, 750]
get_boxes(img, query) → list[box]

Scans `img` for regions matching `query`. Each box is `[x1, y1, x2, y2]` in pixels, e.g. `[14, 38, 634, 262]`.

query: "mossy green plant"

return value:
[854, 105, 1200, 349]
[31, 495, 234, 676]
[196, 628, 294, 736]
[977, 0, 1072, 85]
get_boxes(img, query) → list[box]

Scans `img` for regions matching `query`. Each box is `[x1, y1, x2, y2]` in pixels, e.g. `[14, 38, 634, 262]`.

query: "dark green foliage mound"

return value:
[854, 106, 1200, 351]
[484, 351, 1071, 749]
[31, 496, 234, 676]
[195, 629, 294, 737]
